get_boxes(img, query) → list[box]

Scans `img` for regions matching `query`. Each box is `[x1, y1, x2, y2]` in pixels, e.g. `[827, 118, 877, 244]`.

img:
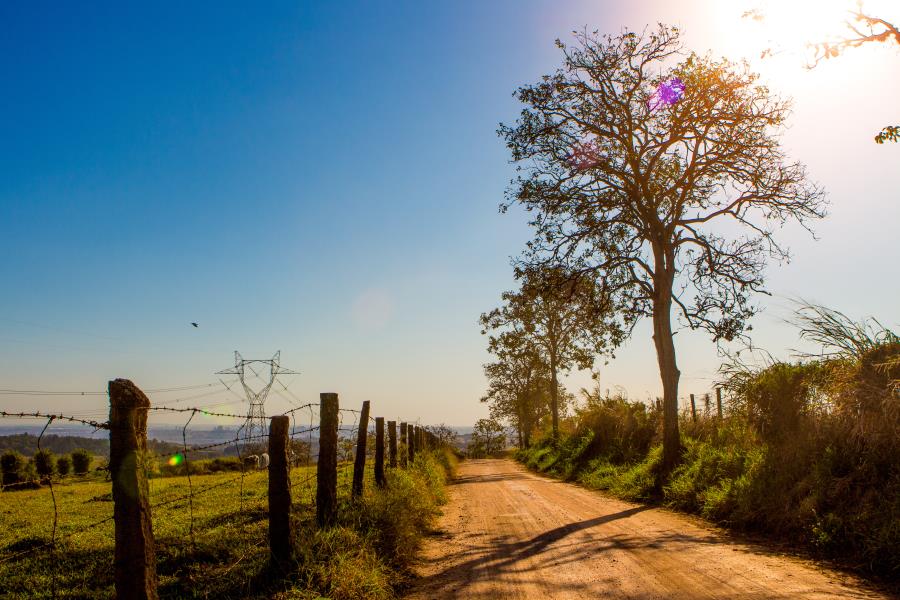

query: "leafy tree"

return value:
[56, 455, 72, 477]
[481, 332, 553, 447]
[34, 449, 55, 479]
[481, 267, 620, 439]
[1, 450, 24, 487]
[469, 418, 507, 458]
[499, 26, 826, 472]
[425, 424, 460, 447]
[71, 449, 92, 475]
[339, 438, 355, 463]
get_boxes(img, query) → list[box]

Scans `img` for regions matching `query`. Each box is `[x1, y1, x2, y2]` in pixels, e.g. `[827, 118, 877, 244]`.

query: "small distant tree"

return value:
[56, 455, 72, 477]
[71, 449, 92, 475]
[470, 418, 507, 458]
[1, 451, 24, 487]
[425, 424, 459, 447]
[34, 449, 55, 480]
[481, 266, 621, 439]
[339, 438, 355, 463]
[481, 333, 553, 448]
[289, 439, 312, 467]
[500, 25, 826, 472]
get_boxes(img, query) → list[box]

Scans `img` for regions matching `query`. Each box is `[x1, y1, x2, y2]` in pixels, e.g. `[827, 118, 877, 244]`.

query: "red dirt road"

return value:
[406, 459, 891, 599]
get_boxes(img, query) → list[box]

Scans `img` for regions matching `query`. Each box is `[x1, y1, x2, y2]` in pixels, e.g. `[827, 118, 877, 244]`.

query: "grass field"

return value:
[0, 461, 377, 599]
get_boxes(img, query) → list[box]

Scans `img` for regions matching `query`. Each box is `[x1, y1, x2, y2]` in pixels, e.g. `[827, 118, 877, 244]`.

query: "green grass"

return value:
[0, 452, 451, 599]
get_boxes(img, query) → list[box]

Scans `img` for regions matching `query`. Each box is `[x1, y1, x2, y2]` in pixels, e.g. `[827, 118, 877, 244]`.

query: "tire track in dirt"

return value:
[406, 459, 892, 599]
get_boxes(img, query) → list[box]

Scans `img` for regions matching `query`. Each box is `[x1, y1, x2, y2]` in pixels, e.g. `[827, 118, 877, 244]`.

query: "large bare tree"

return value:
[499, 26, 827, 472]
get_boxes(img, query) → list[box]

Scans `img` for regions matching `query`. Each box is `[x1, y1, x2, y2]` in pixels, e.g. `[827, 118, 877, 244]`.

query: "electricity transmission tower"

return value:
[217, 351, 297, 449]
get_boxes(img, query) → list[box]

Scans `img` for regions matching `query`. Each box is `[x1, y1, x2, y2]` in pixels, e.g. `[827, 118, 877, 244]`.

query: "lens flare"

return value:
[649, 77, 686, 112]
[168, 454, 184, 467]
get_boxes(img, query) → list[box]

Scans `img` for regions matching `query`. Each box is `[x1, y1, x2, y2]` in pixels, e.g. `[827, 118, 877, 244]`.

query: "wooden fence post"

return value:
[716, 387, 724, 419]
[268, 415, 291, 566]
[109, 379, 158, 600]
[374, 417, 386, 488]
[317, 393, 339, 527]
[351, 400, 370, 499]
[399, 422, 408, 468]
[703, 393, 711, 414]
[409, 425, 417, 463]
[388, 420, 397, 468]
[690, 394, 697, 422]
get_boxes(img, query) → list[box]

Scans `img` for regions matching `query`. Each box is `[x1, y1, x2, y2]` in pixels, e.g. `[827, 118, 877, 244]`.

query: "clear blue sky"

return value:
[1, 1, 898, 426]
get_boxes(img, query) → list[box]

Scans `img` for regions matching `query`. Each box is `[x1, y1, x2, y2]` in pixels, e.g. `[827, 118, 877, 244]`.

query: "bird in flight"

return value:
[191, 322, 199, 328]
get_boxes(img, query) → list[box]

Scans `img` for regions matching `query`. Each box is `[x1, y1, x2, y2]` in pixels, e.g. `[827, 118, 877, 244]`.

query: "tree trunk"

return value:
[652, 271, 681, 476]
[550, 355, 559, 440]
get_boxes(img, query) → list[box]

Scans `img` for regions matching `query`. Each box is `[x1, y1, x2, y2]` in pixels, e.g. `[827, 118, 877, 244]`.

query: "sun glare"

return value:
[721, 0, 898, 64]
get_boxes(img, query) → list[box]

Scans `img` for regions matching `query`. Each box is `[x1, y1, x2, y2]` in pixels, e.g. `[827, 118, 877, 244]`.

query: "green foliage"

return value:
[33, 449, 55, 478]
[468, 418, 507, 458]
[1, 450, 24, 487]
[56, 455, 72, 477]
[71, 449, 92, 475]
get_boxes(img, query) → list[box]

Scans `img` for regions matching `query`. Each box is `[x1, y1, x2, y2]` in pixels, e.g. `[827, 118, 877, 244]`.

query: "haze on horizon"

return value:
[1, 0, 897, 427]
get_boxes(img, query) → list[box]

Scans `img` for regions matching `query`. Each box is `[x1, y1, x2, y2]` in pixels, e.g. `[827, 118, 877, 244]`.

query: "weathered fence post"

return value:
[690, 394, 697, 422]
[374, 417, 386, 488]
[351, 400, 370, 499]
[399, 422, 408, 468]
[268, 415, 291, 566]
[409, 425, 417, 464]
[388, 420, 397, 468]
[317, 393, 339, 527]
[109, 379, 158, 600]
[716, 387, 724, 419]
[704, 393, 711, 414]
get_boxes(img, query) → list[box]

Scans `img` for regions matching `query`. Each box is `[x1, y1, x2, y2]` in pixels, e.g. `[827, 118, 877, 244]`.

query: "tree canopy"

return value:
[499, 25, 827, 471]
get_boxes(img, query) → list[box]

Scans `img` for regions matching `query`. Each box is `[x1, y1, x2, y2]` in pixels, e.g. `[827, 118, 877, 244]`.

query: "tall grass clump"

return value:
[287, 449, 453, 600]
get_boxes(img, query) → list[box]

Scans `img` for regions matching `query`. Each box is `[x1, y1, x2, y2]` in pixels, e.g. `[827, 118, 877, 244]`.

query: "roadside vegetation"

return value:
[515, 307, 899, 583]
[0, 448, 455, 599]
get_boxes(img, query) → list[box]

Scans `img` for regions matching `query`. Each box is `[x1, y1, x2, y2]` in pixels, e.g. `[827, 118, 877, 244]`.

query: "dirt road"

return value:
[406, 459, 890, 599]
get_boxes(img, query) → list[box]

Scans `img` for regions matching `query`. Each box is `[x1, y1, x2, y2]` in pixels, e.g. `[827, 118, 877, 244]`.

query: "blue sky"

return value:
[1, 1, 898, 426]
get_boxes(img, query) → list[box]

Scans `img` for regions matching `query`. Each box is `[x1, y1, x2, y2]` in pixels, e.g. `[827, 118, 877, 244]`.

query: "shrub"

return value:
[33, 449, 55, 479]
[1, 450, 24, 487]
[71, 449, 92, 474]
[56, 455, 72, 477]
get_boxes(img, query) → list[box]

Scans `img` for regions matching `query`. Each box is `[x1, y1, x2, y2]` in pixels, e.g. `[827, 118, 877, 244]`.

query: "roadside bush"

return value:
[71, 449, 92, 474]
[1, 450, 24, 487]
[33, 449, 55, 479]
[56, 455, 72, 477]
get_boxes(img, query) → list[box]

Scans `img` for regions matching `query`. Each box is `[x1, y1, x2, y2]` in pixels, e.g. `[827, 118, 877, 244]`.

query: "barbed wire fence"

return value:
[0, 380, 440, 598]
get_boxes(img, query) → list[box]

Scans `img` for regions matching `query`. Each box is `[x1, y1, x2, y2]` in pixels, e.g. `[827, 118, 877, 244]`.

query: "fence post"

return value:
[351, 400, 370, 499]
[716, 387, 724, 419]
[690, 394, 697, 422]
[388, 420, 397, 468]
[268, 415, 291, 566]
[317, 393, 339, 527]
[399, 422, 408, 468]
[704, 393, 711, 414]
[409, 425, 417, 464]
[374, 417, 386, 488]
[108, 379, 159, 600]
